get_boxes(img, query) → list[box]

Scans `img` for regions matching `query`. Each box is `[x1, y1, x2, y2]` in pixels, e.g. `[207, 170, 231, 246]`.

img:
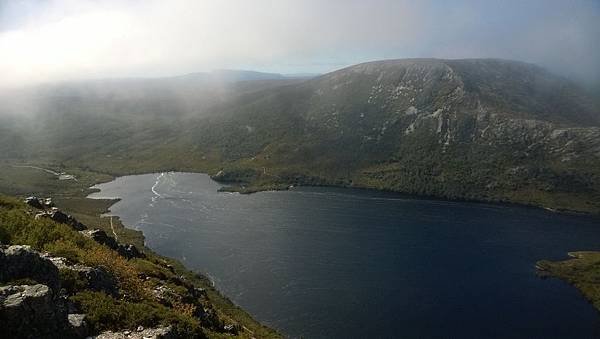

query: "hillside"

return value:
[189, 59, 600, 213]
[0, 193, 281, 338]
[1, 59, 600, 213]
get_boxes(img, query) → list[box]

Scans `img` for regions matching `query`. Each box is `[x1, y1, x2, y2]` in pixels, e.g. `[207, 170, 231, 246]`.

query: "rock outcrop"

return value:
[117, 243, 144, 260]
[0, 284, 71, 339]
[25, 197, 85, 231]
[0, 246, 95, 338]
[68, 313, 89, 337]
[91, 326, 174, 339]
[27, 196, 145, 261]
[36, 207, 86, 231]
[0, 245, 60, 290]
[24, 196, 55, 209]
[80, 229, 119, 250]
[46, 256, 118, 296]
[25, 196, 143, 260]
[24, 196, 44, 209]
[80, 229, 144, 260]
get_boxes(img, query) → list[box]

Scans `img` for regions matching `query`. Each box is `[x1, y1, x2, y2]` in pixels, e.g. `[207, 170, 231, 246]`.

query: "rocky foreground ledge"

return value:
[0, 195, 279, 339]
[0, 245, 176, 338]
[1, 245, 93, 338]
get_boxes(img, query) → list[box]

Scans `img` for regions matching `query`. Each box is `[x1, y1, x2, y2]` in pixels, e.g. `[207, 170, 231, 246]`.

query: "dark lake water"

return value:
[89, 172, 600, 338]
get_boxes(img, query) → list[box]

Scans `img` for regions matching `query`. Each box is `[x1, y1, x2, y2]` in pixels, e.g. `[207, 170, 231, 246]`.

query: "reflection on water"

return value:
[90, 172, 600, 339]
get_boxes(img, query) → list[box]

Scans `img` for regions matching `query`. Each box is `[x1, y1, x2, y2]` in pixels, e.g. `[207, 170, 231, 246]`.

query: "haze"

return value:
[1, 0, 599, 87]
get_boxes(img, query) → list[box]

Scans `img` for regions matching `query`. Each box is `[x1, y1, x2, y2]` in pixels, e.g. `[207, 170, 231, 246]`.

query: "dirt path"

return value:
[110, 216, 119, 241]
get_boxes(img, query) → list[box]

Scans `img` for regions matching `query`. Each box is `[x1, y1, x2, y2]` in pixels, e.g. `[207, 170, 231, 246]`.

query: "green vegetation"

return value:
[1, 58, 600, 335]
[537, 252, 600, 311]
[0, 163, 146, 246]
[0, 186, 280, 338]
[70, 291, 201, 336]
[1, 59, 599, 214]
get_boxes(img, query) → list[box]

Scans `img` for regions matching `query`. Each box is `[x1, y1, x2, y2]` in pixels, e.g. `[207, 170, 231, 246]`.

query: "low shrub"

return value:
[59, 268, 88, 294]
[44, 239, 86, 262]
[82, 245, 148, 300]
[71, 291, 204, 338]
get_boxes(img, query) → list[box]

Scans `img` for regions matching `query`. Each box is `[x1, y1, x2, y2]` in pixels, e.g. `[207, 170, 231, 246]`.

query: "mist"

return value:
[2, 4, 600, 338]
[1, 0, 599, 88]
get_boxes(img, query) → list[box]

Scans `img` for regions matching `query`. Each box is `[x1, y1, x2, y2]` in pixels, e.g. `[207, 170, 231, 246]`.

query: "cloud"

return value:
[0, 0, 598, 87]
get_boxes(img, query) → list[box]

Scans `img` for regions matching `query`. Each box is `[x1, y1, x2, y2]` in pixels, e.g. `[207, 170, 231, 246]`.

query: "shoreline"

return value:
[90, 170, 600, 337]
[536, 252, 600, 314]
[117, 169, 599, 218]
[84, 173, 282, 337]
[4, 162, 599, 336]
[80, 164, 600, 219]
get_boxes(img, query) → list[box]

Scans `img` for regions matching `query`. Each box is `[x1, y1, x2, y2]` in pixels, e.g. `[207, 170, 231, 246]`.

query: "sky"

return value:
[0, 0, 599, 87]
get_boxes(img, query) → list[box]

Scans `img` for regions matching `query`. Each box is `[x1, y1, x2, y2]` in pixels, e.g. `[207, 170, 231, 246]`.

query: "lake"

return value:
[89, 172, 600, 338]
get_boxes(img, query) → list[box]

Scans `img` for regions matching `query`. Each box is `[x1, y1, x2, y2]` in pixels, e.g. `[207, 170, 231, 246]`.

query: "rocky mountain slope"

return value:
[192, 59, 600, 212]
[0, 195, 280, 338]
[1, 59, 599, 213]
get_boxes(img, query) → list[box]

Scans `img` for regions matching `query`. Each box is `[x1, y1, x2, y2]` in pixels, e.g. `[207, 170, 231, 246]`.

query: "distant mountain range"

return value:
[170, 69, 296, 82]
[1, 59, 599, 213]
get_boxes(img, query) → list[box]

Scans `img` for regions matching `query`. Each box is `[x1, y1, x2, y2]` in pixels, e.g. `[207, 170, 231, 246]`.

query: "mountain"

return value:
[283, 73, 322, 79]
[171, 69, 287, 82]
[181, 59, 600, 212]
[1, 59, 599, 213]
